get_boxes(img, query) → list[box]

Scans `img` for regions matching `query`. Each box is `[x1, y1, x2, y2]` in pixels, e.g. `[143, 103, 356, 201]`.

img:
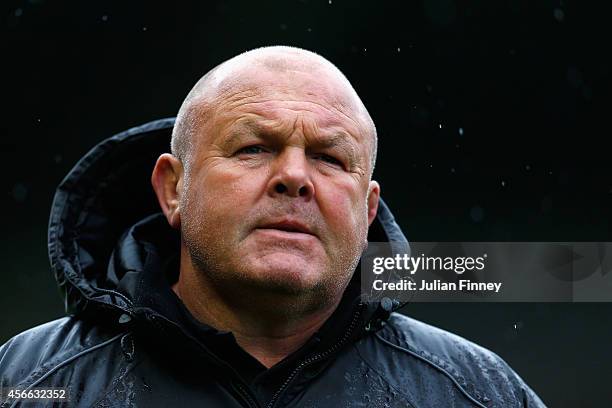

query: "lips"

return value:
[256, 219, 316, 236]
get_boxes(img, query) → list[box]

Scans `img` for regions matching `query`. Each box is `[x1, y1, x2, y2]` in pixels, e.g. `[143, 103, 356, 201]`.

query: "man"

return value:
[0, 46, 546, 407]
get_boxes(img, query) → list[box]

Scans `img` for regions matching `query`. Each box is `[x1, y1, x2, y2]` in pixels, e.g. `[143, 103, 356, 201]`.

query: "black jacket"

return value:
[0, 119, 546, 408]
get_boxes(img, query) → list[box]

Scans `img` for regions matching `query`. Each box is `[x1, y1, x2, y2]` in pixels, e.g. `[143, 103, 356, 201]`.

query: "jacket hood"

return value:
[48, 118, 410, 320]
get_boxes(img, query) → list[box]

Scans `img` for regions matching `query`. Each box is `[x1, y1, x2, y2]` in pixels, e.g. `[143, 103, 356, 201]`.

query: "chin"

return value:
[243, 256, 324, 294]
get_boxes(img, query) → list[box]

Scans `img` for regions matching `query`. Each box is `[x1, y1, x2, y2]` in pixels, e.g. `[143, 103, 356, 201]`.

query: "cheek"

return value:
[183, 165, 267, 224]
[317, 181, 368, 236]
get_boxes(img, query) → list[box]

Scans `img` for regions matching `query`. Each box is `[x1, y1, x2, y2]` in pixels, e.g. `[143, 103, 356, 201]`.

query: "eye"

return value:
[235, 145, 268, 155]
[314, 154, 343, 168]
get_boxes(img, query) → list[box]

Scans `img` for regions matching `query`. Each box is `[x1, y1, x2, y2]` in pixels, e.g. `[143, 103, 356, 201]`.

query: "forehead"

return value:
[209, 67, 370, 142]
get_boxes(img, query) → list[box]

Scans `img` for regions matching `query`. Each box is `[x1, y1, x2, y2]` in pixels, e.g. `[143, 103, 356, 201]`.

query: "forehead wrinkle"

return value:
[225, 115, 287, 138]
[218, 96, 366, 144]
[219, 115, 303, 147]
[222, 111, 361, 150]
[208, 77, 369, 138]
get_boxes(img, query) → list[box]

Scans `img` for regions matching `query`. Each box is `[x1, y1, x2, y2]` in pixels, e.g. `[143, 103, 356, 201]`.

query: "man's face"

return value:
[179, 66, 378, 304]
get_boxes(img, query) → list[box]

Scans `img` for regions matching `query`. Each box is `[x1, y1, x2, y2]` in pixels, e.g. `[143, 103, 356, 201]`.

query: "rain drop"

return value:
[101, 15, 108, 21]
[458, 127, 464, 135]
[470, 206, 484, 223]
[12, 183, 28, 203]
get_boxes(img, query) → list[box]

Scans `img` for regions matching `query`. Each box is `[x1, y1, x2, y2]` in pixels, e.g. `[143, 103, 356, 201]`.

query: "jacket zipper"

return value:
[265, 303, 365, 408]
[234, 381, 261, 408]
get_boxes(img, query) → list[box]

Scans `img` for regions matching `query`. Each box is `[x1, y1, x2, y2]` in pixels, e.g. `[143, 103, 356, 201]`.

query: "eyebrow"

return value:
[218, 121, 259, 151]
[220, 118, 361, 166]
[310, 132, 359, 166]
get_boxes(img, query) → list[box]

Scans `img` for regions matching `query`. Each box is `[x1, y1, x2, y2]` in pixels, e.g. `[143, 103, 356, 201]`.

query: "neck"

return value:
[172, 253, 342, 368]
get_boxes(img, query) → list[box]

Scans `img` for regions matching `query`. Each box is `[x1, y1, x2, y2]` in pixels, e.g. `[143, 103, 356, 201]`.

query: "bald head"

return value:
[171, 46, 377, 175]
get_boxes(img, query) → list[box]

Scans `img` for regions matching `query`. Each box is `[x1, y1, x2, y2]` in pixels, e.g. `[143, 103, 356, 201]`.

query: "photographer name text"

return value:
[372, 279, 503, 293]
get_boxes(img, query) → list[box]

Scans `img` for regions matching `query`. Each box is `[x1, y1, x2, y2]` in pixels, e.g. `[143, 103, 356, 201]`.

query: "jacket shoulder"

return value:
[0, 316, 124, 393]
[368, 313, 546, 407]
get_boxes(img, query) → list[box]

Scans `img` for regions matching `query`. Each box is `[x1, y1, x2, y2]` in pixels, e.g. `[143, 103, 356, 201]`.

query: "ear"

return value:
[151, 153, 184, 229]
[366, 180, 380, 227]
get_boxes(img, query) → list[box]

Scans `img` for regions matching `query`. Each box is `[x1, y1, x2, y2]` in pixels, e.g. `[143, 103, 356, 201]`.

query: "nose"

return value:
[267, 148, 315, 200]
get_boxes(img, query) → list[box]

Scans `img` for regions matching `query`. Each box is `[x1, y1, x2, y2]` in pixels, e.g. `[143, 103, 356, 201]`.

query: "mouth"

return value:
[256, 219, 316, 237]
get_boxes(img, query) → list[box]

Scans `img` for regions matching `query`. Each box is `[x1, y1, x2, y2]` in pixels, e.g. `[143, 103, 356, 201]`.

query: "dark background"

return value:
[2, 0, 611, 406]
